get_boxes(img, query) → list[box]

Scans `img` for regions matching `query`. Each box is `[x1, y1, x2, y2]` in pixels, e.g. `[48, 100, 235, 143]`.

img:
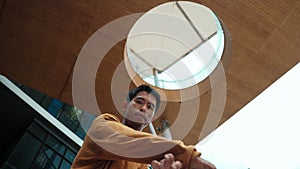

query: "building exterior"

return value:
[0, 75, 95, 169]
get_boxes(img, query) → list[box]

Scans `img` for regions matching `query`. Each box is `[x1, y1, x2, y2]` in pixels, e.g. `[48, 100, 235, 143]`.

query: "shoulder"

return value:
[95, 113, 121, 123]
[88, 113, 121, 134]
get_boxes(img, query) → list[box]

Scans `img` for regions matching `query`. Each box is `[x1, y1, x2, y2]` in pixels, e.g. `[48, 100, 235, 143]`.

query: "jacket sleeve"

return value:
[87, 113, 201, 169]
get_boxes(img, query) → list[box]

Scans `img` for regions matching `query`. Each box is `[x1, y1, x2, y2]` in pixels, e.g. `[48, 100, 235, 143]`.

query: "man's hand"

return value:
[151, 153, 182, 169]
[190, 157, 216, 169]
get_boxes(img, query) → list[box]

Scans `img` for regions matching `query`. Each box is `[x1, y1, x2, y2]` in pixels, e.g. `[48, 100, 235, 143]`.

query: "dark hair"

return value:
[127, 84, 161, 112]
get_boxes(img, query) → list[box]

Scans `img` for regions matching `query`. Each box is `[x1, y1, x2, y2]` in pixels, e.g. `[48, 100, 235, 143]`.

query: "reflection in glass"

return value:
[64, 149, 76, 162]
[59, 160, 71, 169]
[34, 145, 62, 169]
[5, 133, 42, 169]
[15, 80, 96, 140]
[58, 105, 79, 131]
[28, 121, 47, 141]
[45, 135, 66, 156]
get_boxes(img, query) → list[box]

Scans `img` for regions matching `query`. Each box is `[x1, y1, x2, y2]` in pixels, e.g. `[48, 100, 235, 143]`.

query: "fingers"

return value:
[163, 153, 173, 168]
[151, 160, 161, 169]
[163, 153, 182, 168]
[172, 160, 182, 169]
[151, 153, 182, 169]
[164, 153, 174, 160]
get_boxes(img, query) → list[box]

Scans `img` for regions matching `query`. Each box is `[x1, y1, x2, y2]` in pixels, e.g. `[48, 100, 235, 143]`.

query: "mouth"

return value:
[134, 112, 147, 123]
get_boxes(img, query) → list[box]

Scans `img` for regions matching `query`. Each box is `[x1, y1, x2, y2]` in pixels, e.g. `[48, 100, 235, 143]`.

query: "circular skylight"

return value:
[126, 1, 224, 90]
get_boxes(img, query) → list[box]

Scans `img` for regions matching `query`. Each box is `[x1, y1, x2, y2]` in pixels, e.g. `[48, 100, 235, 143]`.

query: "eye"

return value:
[148, 104, 155, 110]
[134, 98, 144, 104]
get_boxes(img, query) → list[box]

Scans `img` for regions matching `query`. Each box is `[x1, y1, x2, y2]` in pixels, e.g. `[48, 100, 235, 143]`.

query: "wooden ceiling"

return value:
[0, 0, 299, 145]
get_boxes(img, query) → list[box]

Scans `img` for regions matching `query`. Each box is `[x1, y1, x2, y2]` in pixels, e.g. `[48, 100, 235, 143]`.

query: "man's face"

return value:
[124, 91, 157, 130]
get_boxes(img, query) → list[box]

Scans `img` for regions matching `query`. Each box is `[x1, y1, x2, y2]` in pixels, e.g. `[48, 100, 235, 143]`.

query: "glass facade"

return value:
[14, 81, 96, 140]
[0, 79, 96, 169]
[2, 120, 77, 169]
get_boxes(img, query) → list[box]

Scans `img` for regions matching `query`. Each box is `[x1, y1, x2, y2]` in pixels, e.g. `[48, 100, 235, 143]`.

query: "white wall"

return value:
[196, 62, 300, 169]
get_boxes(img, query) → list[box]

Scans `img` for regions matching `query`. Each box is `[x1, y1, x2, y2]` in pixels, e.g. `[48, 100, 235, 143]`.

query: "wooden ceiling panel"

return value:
[0, 5, 72, 97]
[1, 0, 300, 145]
[259, 3, 300, 74]
[0, 0, 3, 10]
[6, 0, 94, 39]
[0, 0, 95, 98]
[61, 0, 103, 17]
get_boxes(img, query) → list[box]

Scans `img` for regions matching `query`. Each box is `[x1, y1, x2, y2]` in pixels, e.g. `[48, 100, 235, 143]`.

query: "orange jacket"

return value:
[71, 113, 200, 169]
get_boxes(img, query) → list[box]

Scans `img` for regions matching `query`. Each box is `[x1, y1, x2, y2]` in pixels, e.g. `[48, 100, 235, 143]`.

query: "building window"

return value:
[2, 121, 79, 169]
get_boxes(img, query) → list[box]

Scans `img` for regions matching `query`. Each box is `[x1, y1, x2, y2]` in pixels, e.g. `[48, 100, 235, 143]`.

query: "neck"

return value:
[123, 119, 143, 131]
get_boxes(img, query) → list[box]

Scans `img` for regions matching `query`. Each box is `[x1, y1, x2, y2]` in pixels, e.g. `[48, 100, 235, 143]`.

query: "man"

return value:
[71, 85, 216, 169]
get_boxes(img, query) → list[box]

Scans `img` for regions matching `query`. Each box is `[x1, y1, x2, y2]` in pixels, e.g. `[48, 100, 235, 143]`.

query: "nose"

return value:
[139, 104, 148, 113]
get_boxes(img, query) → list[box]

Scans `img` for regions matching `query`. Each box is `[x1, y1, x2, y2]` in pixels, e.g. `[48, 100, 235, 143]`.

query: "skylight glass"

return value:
[142, 29, 224, 90]
[126, 1, 225, 90]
